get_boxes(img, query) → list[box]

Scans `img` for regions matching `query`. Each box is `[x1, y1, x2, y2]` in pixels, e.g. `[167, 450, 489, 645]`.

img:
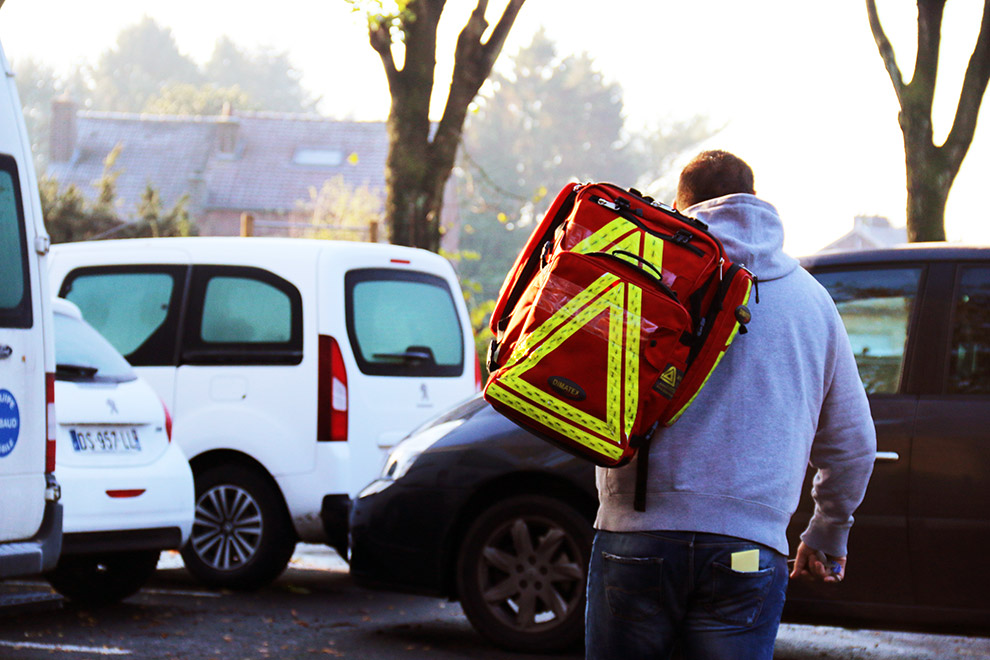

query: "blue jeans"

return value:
[585, 530, 788, 660]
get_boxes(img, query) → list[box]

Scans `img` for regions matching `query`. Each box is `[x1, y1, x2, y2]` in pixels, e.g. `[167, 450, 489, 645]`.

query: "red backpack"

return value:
[484, 183, 755, 510]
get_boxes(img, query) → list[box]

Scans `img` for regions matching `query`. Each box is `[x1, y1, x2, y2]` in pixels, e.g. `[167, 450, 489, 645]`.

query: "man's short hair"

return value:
[675, 150, 755, 210]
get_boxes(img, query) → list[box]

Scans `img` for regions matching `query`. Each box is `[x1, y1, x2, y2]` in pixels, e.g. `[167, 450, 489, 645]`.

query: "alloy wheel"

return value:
[191, 483, 264, 571]
[473, 514, 586, 633]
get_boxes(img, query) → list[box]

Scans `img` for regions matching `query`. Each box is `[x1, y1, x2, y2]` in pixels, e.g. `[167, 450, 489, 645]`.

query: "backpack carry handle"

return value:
[592, 249, 678, 301]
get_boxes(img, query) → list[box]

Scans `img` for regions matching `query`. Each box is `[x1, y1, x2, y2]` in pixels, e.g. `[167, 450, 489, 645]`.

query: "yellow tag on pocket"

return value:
[731, 549, 760, 572]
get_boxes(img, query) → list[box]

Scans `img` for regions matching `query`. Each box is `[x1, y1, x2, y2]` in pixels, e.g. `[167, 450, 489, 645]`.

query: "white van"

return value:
[48, 237, 479, 589]
[0, 37, 63, 590]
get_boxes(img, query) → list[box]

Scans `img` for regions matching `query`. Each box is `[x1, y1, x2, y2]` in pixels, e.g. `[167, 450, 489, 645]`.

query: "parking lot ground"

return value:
[0, 545, 987, 659]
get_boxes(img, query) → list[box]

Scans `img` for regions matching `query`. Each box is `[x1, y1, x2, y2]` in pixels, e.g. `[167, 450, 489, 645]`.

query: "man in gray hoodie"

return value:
[585, 150, 876, 660]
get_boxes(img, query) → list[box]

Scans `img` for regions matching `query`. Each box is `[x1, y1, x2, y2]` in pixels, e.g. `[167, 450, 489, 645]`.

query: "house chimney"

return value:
[50, 97, 78, 163]
[217, 102, 239, 155]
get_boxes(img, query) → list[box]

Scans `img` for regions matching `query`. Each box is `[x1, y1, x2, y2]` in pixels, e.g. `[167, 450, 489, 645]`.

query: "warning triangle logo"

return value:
[653, 364, 682, 400]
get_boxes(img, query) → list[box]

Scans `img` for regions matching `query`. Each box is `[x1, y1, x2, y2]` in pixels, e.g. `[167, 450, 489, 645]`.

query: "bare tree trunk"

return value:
[369, 0, 526, 251]
[867, 0, 990, 242]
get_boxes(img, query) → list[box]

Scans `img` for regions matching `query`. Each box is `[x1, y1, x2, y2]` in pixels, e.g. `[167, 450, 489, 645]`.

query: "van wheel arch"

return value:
[182, 451, 297, 589]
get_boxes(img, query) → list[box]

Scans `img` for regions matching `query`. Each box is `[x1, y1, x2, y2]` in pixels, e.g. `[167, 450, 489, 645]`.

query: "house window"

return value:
[293, 148, 344, 167]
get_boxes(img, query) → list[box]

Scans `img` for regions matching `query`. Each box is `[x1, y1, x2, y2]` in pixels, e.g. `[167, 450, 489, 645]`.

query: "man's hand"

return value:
[789, 541, 846, 583]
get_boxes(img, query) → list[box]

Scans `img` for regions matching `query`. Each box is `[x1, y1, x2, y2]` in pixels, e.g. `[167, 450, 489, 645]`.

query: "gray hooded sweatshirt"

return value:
[594, 193, 876, 557]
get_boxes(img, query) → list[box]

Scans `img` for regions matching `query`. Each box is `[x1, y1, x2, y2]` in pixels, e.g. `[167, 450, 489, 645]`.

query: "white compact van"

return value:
[0, 36, 63, 590]
[49, 237, 479, 588]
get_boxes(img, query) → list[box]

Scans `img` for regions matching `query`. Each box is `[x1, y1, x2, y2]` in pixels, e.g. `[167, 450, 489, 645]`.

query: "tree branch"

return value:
[369, 20, 399, 93]
[866, 0, 906, 106]
[482, 0, 526, 63]
[912, 0, 946, 113]
[436, 0, 526, 143]
[942, 0, 990, 170]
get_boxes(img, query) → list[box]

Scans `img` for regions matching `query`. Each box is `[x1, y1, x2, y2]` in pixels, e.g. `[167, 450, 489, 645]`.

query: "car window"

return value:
[60, 267, 185, 366]
[201, 277, 292, 343]
[54, 312, 136, 383]
[346, 269, 464, 377]
[182, 266, 303, 366]
[948, 266, 990, 394]
[814, 267, 922, 394]
[0, 156, 30, 328]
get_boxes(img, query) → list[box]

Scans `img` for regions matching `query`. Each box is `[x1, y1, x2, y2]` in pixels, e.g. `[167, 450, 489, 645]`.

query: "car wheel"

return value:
[46, 549, 160, 606]
[181, 464, 295, 590]
[456, 495, 592, 653]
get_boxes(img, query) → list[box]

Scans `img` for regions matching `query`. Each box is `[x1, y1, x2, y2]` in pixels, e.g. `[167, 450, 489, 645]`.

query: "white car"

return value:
[46, 298, 193, 606]
[49, 237, 480, 589]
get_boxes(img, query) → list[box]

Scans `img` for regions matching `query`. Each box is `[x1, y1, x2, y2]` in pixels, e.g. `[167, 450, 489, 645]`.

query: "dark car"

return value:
[349, 245, 990, 652]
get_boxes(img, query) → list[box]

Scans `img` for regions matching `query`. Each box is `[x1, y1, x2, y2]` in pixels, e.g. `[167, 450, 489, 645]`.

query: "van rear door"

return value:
[321, 247, 478, 496]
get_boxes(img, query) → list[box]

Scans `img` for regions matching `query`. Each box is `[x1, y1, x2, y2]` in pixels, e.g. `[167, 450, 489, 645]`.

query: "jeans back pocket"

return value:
[706, 562, 776, 626]
[602, 552, 664, 622]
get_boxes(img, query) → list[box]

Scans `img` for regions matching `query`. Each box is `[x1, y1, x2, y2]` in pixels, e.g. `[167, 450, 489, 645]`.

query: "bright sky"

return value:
[1, 0, 988, 256]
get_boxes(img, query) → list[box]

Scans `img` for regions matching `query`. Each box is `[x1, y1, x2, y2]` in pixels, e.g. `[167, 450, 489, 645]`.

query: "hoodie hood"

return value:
[685, 193, 799, 282]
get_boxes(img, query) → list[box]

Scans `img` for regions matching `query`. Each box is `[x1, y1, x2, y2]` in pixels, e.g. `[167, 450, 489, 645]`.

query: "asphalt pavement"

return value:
[0, 544, 986, 659]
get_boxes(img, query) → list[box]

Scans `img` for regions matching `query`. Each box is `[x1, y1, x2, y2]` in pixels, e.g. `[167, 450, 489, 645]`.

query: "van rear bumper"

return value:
[0, 498, 63, 578]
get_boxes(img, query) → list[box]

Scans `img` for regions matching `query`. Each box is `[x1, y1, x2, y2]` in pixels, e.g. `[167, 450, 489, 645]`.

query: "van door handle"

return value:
[875, 451, 900, 463]
[0, 344, 12, 360]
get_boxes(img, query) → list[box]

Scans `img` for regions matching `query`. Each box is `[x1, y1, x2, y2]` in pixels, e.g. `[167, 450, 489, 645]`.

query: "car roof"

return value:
[49, 236, 439, 261]
[800, 243, 990, 269]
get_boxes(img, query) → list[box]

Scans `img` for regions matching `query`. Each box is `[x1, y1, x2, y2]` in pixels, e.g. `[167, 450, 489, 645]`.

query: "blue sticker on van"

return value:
[0, 389, 20, 457]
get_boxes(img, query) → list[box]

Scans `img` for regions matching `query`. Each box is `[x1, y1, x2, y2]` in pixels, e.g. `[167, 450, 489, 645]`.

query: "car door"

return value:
[172, 265, 310, 474]
[787, 264, 925, 607]
[910, 262, 990, 612]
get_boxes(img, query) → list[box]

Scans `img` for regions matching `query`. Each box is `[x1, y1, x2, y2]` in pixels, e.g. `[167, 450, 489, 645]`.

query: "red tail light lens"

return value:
[318, 335, 348, 442]
[160, 398, 173, 442]
[45, 372, 56, 473]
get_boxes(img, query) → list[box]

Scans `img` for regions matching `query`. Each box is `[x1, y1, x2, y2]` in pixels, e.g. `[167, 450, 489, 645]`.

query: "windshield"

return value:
[54, 311, 137, 383]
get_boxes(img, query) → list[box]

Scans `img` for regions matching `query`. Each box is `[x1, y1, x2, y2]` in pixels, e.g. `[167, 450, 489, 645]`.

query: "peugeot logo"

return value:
[106, 399, 119, 415]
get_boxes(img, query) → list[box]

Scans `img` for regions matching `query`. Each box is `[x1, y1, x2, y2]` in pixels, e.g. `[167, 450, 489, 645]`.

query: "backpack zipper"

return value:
[592, 195, 706, 257]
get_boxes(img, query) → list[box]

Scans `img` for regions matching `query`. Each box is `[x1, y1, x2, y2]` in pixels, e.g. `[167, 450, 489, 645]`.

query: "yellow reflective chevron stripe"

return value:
[506, 272, 616, 367]
[623, 284, 642, 439]
[486, 381, 626, 462]
[571, 217, 665, 272]
[665, 279, 753, 426]
[665, 350, 726, 426]
[572, 218, 635, 254]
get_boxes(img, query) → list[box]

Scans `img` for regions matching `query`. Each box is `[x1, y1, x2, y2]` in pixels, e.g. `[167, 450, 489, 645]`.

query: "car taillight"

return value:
[318, 335, 348, 442]
[45, 372, 56, 473]
[161, 398, 173, 442]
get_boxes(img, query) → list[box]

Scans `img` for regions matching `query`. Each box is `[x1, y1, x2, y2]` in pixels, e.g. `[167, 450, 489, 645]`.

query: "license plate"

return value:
[69, 428, 142, 453]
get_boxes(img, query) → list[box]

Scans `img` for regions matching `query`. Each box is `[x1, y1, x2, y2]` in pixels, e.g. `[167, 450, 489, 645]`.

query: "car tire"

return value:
[181, 464, 295, 590]
[456, 494, 592, 653]
[45, 549, 160, 606]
